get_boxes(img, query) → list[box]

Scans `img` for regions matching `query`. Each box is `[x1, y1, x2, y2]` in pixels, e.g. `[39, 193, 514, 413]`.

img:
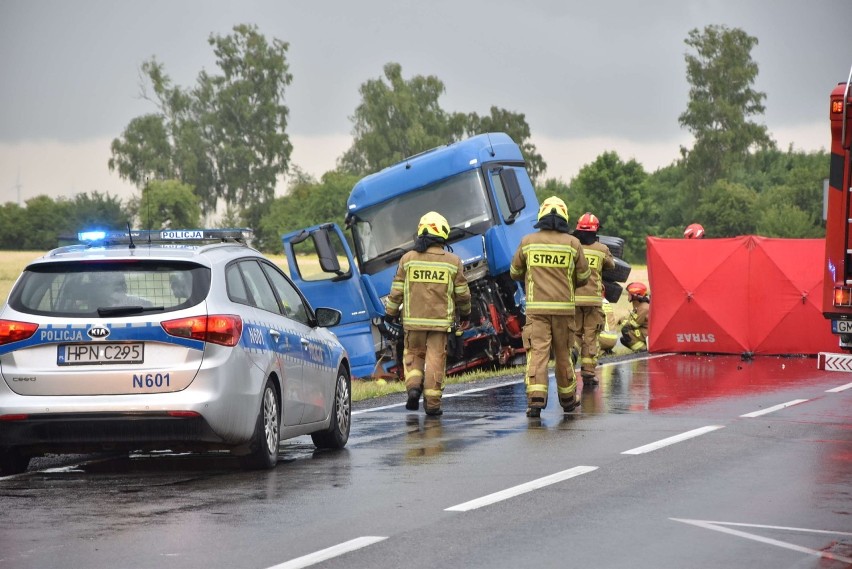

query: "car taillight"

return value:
[161, 315, 242, 347]
[0, 320, 39, 346]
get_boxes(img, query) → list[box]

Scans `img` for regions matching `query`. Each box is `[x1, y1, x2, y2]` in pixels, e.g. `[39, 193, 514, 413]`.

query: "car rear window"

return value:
[8, 261, 211, 317]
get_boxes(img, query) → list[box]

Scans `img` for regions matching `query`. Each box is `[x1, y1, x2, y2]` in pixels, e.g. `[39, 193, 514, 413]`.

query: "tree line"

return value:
[1, 24, 827, 262]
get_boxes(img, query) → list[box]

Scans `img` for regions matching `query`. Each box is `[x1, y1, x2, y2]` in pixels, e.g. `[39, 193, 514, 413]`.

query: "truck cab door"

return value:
[281, 224, 384, 379]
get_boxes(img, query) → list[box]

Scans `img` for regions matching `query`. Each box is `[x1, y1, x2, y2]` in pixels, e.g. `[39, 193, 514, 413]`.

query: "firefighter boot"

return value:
[406, 388, 422, 411]
[561, 392, 581, 413]
[526, 407, 541, 418]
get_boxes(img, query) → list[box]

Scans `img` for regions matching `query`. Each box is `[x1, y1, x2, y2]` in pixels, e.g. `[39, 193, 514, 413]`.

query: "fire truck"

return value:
[820, 66, 852, 370]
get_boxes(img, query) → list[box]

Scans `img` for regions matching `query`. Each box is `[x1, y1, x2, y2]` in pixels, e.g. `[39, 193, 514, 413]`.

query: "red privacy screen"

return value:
[646, 236, 836, 355]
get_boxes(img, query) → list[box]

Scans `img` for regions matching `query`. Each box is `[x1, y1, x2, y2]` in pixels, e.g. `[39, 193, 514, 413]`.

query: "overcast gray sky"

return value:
[1, 0, 850, 205]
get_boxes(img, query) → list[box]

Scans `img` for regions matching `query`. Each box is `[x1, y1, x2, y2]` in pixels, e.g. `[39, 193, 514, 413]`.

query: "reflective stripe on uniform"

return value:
[527, 300, 574, 311]
[424, 388, 442, 398]
[403, 317, 453, 329]
[526, 383, 548, 393]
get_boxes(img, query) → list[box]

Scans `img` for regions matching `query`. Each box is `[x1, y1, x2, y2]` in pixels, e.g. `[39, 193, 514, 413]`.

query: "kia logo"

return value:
[87, 326, 110, 339]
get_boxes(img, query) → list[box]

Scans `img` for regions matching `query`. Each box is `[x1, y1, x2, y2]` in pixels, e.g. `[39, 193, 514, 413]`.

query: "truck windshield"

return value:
[352, 169, 492, 264]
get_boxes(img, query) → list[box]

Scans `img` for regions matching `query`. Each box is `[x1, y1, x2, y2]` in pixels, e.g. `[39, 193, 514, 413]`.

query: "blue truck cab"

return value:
[282, 133, 540, 379]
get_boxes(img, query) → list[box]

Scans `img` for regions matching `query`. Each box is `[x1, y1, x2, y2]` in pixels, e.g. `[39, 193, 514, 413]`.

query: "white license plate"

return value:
[58, 343, 144, 366]
[832, 320, 852, 334]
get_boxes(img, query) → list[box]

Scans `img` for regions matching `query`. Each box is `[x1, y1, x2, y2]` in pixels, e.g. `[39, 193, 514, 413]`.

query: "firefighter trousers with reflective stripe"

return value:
[523, 313, 577, 409]
[403, 330, 448, 412]
[572, 305, 604, 378]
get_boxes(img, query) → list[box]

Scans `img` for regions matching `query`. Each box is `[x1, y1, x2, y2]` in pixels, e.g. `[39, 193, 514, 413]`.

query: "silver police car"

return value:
[0, 229, 351, 474]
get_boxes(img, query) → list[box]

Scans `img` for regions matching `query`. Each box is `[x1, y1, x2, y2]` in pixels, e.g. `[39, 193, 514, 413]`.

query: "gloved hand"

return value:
[383, 313, 396, 324]
[458, 319, 470, 330]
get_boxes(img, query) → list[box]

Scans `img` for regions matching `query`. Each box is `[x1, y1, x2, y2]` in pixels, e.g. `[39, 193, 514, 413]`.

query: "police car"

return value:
[0, 229, 351, 474]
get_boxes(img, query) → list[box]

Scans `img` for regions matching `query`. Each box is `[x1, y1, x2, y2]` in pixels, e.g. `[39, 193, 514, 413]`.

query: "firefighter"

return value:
[683, 223, 705, 239]
[384, 211, 471, 416]
[510, 196, 590, 418]
[620, 281, 650, 352]
[571, 212, 615, 385]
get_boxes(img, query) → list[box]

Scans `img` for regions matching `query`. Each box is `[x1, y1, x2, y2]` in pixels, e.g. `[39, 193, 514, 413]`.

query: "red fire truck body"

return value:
[820, 69, 852, 369]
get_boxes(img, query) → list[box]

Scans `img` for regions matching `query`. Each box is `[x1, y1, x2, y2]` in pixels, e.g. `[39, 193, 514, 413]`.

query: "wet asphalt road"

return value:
[1, 353, 850, 569]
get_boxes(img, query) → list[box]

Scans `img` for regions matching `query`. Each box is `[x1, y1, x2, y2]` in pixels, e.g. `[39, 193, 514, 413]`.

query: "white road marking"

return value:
[740, 399, 808, 418]
[826, 381, 852, 393]
[445, 465, 598, 512]
[267, 536, 387, 569]
[671, 518, 852, 564]
[621, 425, 724, 455]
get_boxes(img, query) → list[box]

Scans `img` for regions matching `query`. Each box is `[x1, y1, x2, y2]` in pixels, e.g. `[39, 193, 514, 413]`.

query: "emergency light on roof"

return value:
[77, 228, 253, 245]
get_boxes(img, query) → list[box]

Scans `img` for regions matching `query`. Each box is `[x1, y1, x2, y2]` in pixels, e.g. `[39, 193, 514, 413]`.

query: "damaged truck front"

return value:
[282, 133, 538, 379]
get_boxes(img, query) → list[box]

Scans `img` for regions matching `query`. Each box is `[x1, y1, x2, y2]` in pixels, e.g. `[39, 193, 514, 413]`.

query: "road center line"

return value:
[621, 425, 724, 455]
[740, 399, 808, 418]
[826, 381, 852, 393]
[267, 536, 388, 569]
[445, 466, 598, 512]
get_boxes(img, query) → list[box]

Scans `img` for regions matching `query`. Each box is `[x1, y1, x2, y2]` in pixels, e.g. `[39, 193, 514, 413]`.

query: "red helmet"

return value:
[626, 282, 648, 297]
[683, 223, 705, 239]
[576, 212, 600, 232]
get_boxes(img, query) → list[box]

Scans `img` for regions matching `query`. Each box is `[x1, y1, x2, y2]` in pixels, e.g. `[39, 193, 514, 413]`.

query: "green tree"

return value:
[569, 152, 649, 262]
[129, 180, 202, 230]
[16, 196, 74, 250]
[67, 192, 129, 231]
[339, 62, 463, 175]
[693, 180, 758, 236]
[679, 25, 773, 195]
[756, 203, 819, 238]
[339, 63, 545, 183]
[110, 24, 292, 224]
[255, 170, 360, 253]
[463, 107, 547, 184]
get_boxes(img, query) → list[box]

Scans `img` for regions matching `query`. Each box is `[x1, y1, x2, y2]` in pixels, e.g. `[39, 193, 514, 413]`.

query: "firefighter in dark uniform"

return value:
[384, 211, 472, 416]
[572, 212, 615, 385]
[510, 196, 590, 418]
[620, 281, 650, 351]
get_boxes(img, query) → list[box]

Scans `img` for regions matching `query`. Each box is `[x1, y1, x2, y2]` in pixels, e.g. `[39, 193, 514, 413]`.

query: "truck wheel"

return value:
[239, 378, 280, 470]
[598, 235, 625, 259]
[603, 281, 623, 303]
[312, 366, 351, 449]
[0, 448, 31, 475]
[602, 257, 632, 283]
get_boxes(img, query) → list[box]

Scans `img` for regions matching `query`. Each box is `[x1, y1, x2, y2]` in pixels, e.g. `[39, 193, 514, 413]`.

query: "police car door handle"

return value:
[269, 329, 281, 342]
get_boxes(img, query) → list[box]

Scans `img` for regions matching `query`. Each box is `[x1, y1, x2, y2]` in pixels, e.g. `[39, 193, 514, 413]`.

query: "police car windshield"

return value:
[8, 261, 211, 318]
[352, 169, 493, 265]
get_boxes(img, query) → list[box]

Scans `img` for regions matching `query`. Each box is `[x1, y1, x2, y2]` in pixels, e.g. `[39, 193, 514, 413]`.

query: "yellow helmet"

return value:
[417, 211, 450, 240]
[537, 196, 569, 223]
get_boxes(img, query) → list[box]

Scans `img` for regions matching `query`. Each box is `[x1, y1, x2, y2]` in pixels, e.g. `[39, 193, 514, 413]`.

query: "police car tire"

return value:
[602, 257, 632, 283]
[312, 365, 351, 450]
[239, 378, 280, 470]
[0, 448, 31, 475]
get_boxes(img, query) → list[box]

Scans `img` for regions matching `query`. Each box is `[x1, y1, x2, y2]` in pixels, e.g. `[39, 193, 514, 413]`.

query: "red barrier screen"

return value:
[646, 236, 836, 355]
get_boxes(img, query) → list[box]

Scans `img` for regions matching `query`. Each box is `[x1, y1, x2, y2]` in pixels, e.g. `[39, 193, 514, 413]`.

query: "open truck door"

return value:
[282, 223, 386, 378]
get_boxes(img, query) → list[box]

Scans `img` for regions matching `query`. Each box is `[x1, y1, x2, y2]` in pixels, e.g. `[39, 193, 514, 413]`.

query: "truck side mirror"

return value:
[500, 168, 526, 220]
[313, 227, 342, 274]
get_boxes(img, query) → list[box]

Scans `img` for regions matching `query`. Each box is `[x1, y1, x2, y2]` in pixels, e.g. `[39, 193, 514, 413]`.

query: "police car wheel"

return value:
[311, 366, 351, 450]
[0, 448, 31, 475]
[239, 379, 280, 470]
